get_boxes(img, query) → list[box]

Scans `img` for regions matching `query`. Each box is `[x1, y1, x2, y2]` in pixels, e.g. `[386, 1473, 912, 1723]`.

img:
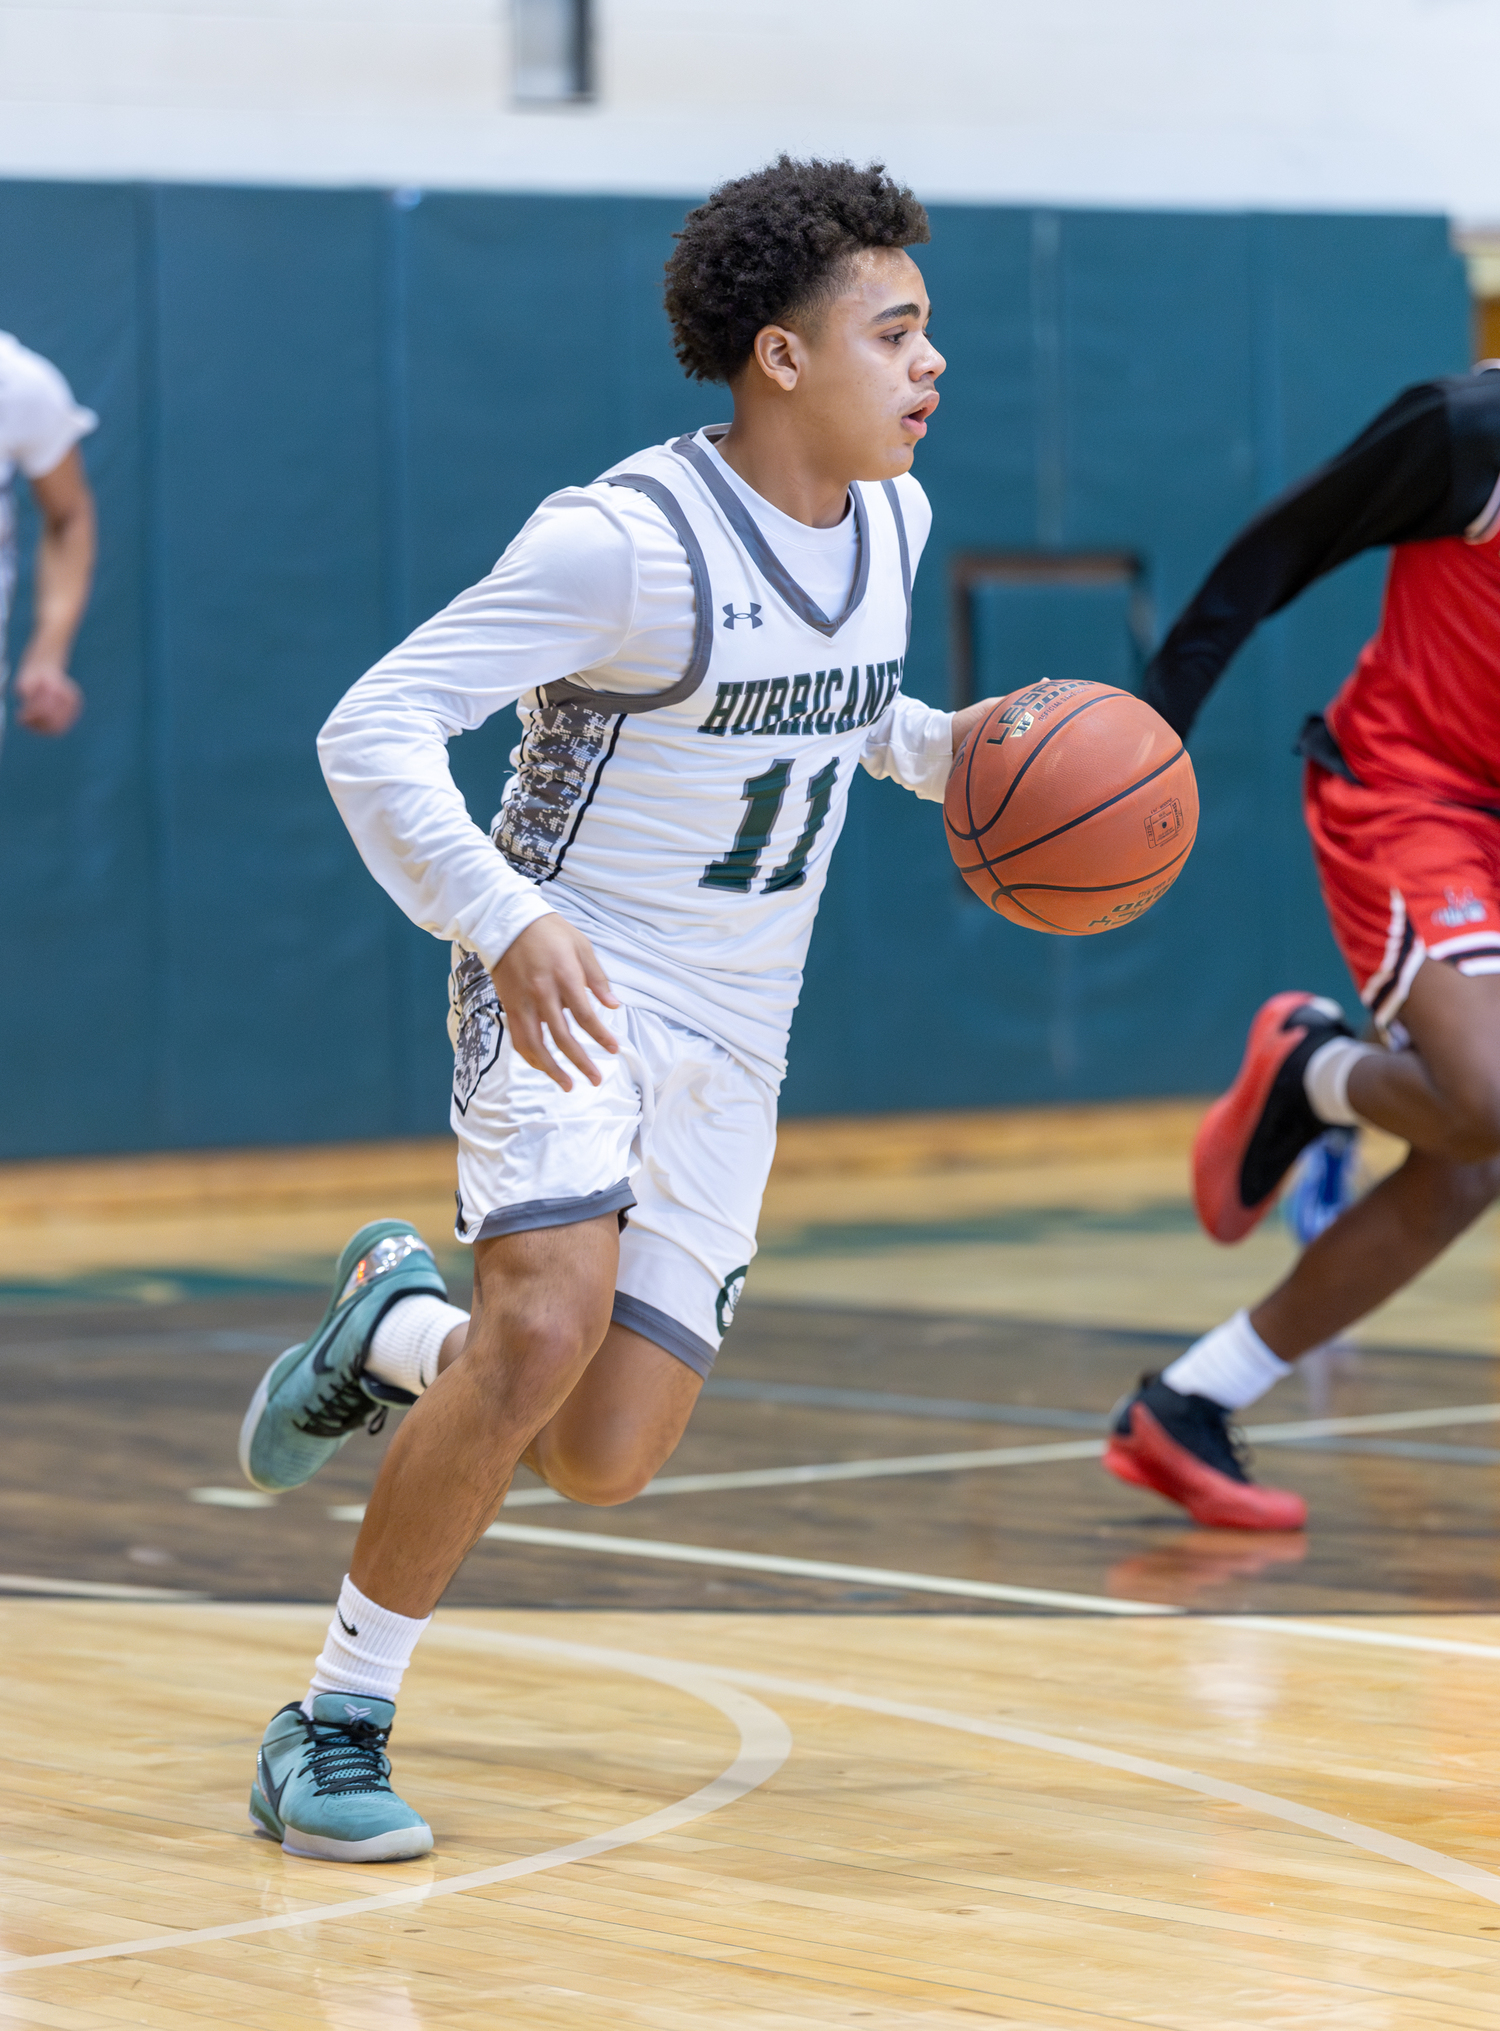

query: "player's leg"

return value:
[1106, 776, 1500, 1528]
[361, 1282, 709, 1510]
[249, 1215, 618, 1863]
[522, 1321, 703, 1502]
[1241, 959, 1500, 1350]
[514, 1011, 768, 1503]
[1340, 957, 1500, 1160]
[347, 1214, 619, 1609]
[247, 955, 644, 1859]
[365, 1303, 707, 1510]
[1250, 1141, 1500, 1359]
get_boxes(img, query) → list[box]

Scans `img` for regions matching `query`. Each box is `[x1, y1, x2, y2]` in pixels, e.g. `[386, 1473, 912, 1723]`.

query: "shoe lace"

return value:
[296, 1373, 388, 1440]
[1223, 1414, 1255, 1483]
[297, 1713, 393, 1798]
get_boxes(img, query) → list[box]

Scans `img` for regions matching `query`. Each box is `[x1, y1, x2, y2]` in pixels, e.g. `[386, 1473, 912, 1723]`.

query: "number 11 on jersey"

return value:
[700, 758, 841, 895]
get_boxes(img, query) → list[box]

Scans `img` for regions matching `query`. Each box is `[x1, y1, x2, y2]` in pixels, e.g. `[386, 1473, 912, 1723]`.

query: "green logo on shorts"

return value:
[716, 1266, 749, 1335]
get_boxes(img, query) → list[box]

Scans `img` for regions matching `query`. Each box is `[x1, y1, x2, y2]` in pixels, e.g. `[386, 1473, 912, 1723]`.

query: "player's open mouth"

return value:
[901, 395, 938, 437]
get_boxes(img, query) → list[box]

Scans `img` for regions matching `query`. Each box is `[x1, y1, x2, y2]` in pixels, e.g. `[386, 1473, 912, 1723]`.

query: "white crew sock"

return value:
[1304, 1036, 1376, 1127]
[1161, 1309, 1293, 1411]
[305, 1574, 431, 1710]
[363, 1294, 470, 1397]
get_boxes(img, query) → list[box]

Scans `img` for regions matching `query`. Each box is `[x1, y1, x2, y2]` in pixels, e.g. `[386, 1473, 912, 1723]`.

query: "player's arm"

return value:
[14, 446, 95, 737]
[1146, 374, 1500, 740]
[318, 495, 643, 1092]
[860, 690, 957, 799]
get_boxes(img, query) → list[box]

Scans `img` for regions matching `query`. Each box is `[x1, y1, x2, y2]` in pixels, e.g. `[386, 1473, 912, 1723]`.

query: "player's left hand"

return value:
[14, 658, 84, 736]
[951, 698, 1001, 755]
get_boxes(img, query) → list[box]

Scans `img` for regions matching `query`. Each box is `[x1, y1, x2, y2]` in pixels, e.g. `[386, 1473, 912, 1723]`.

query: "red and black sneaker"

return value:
[1193, 992, 1353, 1244]
[1103, 1373, 1307, 1531]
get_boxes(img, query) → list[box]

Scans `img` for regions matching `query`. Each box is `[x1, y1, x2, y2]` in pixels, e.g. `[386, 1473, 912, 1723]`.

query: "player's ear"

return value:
[749, 323, 802, 393]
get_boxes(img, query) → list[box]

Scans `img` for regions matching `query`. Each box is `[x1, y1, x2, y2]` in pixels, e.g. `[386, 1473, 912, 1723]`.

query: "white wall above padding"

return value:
[1, 0, 1497, 225]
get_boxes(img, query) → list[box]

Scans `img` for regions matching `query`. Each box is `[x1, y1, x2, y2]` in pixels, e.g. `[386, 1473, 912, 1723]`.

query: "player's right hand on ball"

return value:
[490, 915, 620, 1092]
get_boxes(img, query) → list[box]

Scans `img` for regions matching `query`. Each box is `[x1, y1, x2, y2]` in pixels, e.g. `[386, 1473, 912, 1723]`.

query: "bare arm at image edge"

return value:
[15, 446, 96, 737]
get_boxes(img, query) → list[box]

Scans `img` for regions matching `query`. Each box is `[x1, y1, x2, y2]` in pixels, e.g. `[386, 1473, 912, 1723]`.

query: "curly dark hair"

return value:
[663, 156, 930, 385]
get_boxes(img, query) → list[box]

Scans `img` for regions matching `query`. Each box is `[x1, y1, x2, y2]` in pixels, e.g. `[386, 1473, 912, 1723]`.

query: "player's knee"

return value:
[1443, 1084, 1500, 1162]
[536, 1445, 655, 1507]
[466, 1309, 602, 1410]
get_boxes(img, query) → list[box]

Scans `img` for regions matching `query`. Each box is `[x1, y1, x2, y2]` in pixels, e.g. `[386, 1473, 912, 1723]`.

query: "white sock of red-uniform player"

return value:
[1161, 1309, 1292, 1412]
[1303, 1035, 1376, 1126]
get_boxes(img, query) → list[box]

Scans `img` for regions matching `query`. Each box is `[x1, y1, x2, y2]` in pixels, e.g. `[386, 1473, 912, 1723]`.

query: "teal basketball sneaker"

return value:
[250, 1694, 433, 1861]
[238, 1219, 448, 1493]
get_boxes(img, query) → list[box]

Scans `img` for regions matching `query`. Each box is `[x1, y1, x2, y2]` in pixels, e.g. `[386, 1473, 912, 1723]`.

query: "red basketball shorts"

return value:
[1304, 764, 1500, 1032]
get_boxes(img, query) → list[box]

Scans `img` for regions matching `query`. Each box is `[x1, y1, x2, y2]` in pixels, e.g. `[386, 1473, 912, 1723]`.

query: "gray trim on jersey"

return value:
[671, 433, 872, 638]
[880, 478, 912, 646]
[611, 1289, 718, 1379]
[472, 1179, 637, 1241]
[536, 473, 714, 715]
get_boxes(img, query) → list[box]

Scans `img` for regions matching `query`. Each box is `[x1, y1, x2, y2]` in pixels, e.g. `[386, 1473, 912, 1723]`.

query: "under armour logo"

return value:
[722, 602, 763, 630]
[337, 1610, 359, 1637]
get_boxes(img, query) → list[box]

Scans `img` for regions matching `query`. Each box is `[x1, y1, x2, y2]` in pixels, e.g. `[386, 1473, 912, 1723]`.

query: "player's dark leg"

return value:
[1107, 963, 1500, 1528]
[1243, 961, 1500, 1353]
[1341, 961, 1500, 1160]
[1250, 1146, 1500, 1357]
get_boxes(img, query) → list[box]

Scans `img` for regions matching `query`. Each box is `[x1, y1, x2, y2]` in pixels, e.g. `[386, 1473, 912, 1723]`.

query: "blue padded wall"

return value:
[0, 184, 1471, 1154]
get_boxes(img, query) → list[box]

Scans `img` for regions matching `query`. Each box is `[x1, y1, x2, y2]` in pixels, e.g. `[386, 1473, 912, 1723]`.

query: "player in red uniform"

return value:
[1104, 363, 1500, 1528]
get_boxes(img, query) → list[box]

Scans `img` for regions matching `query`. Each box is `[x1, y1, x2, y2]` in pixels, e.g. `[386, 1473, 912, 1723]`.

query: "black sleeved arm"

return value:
[1142, 372, 1500, 739]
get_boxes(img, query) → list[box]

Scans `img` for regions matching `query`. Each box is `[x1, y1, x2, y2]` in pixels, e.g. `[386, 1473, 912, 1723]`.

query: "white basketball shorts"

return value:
[446, 947, 776, 1378]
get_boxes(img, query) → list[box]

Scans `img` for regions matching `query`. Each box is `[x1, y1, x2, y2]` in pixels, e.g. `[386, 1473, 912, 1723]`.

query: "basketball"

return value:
[945, 679, 1198, 934]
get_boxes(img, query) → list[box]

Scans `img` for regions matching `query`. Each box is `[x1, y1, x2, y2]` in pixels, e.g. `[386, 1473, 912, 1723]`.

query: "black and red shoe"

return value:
[1103, 1373, 1307, 1531]
[1193, 992, 1353, 1243]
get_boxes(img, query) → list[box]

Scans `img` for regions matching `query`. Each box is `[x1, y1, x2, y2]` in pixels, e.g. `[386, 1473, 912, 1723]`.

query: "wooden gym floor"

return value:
[4, 1102, 1500, 2025]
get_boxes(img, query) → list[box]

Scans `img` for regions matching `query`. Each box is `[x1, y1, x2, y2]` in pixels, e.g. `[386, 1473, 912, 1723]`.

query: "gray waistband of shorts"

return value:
[473, 1180, 636, 1241]
[611, 1291, 717, 1380]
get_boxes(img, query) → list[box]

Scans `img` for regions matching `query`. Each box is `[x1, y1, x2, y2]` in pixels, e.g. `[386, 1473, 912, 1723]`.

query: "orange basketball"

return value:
[944, 679, 1198, 935]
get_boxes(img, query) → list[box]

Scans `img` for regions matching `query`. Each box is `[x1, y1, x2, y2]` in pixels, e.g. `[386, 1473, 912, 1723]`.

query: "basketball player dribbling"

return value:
[1103, 364, 1500, 1530]
[237, 159, 1002, 1861]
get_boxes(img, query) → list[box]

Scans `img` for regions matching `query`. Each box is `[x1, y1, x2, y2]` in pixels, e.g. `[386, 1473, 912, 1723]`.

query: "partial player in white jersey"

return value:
[0, 332, 96, 747]
[237, 158, 1001, 1863]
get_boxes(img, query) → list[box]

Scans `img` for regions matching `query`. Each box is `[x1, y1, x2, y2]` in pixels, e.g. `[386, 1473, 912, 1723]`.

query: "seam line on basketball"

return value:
[978, 743, 1188, 872]
[980, 833, 1194, 899]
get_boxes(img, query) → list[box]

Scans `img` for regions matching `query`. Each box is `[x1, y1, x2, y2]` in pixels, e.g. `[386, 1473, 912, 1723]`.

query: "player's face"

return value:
[798, 247, 944, 482]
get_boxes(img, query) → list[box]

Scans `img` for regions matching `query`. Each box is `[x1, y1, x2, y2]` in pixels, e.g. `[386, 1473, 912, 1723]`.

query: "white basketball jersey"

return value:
[492, 427, 920, 1082]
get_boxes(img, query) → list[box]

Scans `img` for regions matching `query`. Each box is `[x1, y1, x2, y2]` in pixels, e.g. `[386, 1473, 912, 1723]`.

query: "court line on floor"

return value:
[707, 1664, 1500, 1913]
[703, 1378, 1108, 1428]
[480, 1521, 1177, 1615]
[321, 1398, 1500, 1526]
[1248, 1402, 1500, 1441]
[0, 1628, 791, 1974]
[1221, 1618, 1500, 1661]
[0, 1574, 207, 1601]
